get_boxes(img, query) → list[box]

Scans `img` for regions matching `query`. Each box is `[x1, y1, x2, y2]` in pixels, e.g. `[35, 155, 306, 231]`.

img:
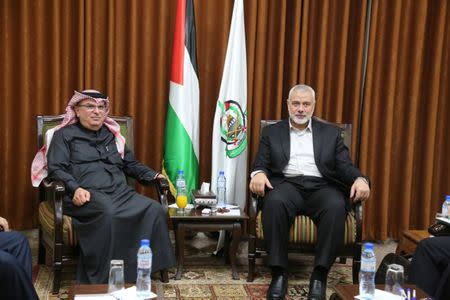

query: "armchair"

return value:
[36, 114, 170, 294]
[247, 118, 363, 284]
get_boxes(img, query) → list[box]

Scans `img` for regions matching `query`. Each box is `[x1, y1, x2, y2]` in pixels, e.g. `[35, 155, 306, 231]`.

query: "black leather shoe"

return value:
[308, 279, 326, 300]
[267, 273, 288, 300]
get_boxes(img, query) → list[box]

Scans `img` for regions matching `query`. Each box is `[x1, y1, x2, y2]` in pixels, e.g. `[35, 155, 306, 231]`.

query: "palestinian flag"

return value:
[163, 0, 199, 200]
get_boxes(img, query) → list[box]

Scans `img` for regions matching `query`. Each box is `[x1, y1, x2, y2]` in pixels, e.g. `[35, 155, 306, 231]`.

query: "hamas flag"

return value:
[211, 0, 247, 210]
[163, 0, 199, 200]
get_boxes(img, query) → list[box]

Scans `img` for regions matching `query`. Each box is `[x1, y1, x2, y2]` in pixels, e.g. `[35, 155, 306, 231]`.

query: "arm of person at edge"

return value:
[249, 126, 370, 202]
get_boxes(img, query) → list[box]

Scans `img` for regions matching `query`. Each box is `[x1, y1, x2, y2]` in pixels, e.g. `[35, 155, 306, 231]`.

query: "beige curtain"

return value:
[1, 0, 449, 242]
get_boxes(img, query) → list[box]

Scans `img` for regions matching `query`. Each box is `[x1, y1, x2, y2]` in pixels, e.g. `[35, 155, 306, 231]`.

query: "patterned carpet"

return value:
[30, 231, 354, 299]
[160, 264, 352, 299]
[33, 261, 352, 299]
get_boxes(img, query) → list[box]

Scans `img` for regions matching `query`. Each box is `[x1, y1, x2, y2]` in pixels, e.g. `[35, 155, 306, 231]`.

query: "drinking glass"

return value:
[108, 259, 125, 293]
[385, 263, 405, 296]
[176, 194, 188, 214]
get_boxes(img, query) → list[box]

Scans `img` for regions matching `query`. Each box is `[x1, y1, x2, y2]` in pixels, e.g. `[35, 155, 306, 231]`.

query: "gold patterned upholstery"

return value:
[247, 118, 363, 284]
[38, 200, 77, 247]
[255, 211, 357, 244]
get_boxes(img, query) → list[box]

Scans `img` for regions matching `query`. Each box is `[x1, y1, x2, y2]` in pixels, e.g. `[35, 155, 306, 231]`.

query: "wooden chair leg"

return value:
[247, 235, 256, 282]
[52, 267, 61, 294]
[38, 227, 46, 265]
[352, 258, 360, 284]
[53, 241, 63, 294]
[353, 243, 362, 284]
[160, 269, 169, 283]
[247, 252, 256, 282]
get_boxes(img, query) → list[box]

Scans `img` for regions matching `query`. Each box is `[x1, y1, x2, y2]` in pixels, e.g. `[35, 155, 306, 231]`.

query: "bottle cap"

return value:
[219, 171, 224, 175]
[446, 195, 450, 201]
[140, 239, 150, 247]
[178, 170, 184, 175]
[363, 242, 374, 250]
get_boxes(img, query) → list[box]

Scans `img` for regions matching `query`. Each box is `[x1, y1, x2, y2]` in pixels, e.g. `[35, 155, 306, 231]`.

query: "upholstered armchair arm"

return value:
[248, 193, 259, 217]
[248, 193, 259, 237]
[41, 178, 66, 263]
[142, 177, 170, 212]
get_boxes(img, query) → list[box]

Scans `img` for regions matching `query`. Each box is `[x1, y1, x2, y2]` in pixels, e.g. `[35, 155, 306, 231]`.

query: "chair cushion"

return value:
[255, 211, 356, 245]
[38, 200, 78, 246]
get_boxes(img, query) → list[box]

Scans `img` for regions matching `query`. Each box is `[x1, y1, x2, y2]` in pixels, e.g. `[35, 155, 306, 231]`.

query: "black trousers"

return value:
[262, 176, 346, 270]
[0, 231, 38, 300]
[409, 236, 450, 300]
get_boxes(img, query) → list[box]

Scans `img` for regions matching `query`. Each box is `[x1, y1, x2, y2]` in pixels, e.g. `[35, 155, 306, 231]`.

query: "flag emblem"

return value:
[219, 100, 247, 158]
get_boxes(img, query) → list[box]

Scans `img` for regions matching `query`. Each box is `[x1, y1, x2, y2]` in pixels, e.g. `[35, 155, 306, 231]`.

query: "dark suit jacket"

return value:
[252, 117, 367, 197]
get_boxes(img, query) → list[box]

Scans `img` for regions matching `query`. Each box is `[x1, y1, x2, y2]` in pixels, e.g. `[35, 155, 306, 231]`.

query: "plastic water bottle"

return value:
[217, 171, 226, 207]
[442, 195, 450, 218]
[136, 239, 152, 298]
[176, 170, 187, 195]
[359, 242, 376, 299]
[175, 170, 188, 209]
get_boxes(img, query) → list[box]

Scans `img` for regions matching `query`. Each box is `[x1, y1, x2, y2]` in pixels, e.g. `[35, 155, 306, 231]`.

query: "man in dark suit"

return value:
[249, 84, 370, 300]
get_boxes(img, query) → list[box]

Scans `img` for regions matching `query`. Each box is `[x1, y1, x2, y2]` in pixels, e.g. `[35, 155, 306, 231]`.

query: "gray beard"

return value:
[291, 115, 310, 125]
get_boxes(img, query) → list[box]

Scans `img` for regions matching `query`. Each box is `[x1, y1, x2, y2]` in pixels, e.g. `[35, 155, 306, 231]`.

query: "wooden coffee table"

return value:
[169, 206, 248, 280]
[396, 229, 430, 256]
[68, 284, 161, 299]
[332, 284, 429, 300]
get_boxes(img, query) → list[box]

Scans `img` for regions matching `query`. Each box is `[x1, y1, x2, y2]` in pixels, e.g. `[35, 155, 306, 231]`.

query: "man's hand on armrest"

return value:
[249, 172, 273, 197]
[72, 187, 90, 206]
[350, 177, 370, 203]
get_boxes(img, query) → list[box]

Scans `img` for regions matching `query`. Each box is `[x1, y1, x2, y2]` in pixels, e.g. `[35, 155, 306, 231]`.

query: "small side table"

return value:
[396, 229, 430, 256]
[169, 207, 248, 280]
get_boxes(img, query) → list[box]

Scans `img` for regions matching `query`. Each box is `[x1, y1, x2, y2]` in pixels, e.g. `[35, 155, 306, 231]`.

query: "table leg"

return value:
[223, 230, 231, 264]
[175, 223, 186, 280]
[229, 222, 241, 280]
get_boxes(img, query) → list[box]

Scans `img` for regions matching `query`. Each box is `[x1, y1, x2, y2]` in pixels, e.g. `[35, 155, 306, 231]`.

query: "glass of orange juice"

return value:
[176, 194, 188, 214]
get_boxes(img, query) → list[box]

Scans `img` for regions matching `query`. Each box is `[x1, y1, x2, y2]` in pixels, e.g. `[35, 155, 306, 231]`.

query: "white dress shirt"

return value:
[282, 119, 322, 178]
